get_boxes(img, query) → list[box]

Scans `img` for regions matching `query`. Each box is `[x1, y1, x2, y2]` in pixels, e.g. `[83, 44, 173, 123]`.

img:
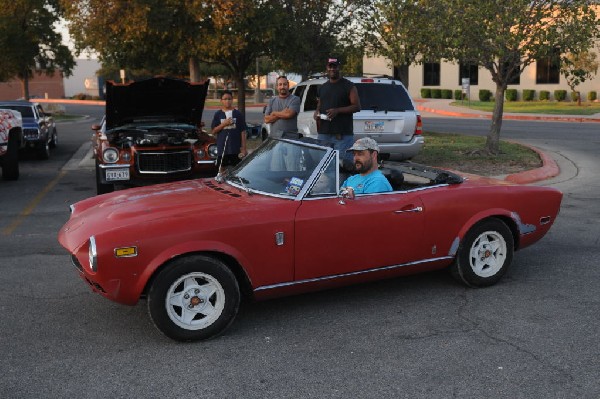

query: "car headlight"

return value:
[196, 149, 206, 158]
[88, 236, 98, 272]
[208, 144, 218, 159]
[102, 148, 119, 163]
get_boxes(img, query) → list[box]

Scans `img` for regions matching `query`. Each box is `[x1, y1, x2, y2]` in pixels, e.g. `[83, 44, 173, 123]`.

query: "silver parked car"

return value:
[281, 76, 424, 161]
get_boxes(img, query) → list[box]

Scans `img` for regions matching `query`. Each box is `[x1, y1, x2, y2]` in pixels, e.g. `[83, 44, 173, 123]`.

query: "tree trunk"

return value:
[486, 83, 505, 155]
[577, 91, 582, 106]
[188, 57, 201, 83]
[21, 72, 30, 101]
[235, 73, 246, 119]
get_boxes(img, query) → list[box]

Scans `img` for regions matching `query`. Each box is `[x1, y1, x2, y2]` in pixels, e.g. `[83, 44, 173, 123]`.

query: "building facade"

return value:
[364, 51, 600, 101]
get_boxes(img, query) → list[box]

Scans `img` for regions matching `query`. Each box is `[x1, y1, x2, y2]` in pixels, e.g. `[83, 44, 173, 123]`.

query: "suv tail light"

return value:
[415, 115, 423, 135]
[360, 78, 374, 83]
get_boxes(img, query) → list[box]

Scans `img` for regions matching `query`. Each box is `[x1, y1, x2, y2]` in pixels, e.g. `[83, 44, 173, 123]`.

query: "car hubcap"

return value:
[469, 231, 507, 277]
[165, 272, 225, 330]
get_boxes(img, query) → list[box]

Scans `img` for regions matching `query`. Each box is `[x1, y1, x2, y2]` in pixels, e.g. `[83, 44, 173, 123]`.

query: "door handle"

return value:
[394, 206, 423, 214]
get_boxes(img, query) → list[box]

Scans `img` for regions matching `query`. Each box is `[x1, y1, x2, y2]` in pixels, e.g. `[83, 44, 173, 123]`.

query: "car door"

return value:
[296, 83, 321, 138]
[293, 191, 426, 280]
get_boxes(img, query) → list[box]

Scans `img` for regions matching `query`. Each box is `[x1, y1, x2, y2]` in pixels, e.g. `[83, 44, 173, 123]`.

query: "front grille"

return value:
[23, 128, 40, 139]
[136, 150, 192, 174]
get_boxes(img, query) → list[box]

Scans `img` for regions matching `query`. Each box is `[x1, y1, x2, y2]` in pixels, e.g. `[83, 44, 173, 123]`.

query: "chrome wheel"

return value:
[468, 230, 508, 278]
[165, 272, 226, 331]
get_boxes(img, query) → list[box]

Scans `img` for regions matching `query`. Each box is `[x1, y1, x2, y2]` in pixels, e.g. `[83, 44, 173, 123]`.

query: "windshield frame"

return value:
[225, 137, 337, 200]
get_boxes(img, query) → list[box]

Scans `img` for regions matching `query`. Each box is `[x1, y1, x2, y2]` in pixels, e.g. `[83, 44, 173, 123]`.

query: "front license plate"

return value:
[105, 168, 130, 181]
[364, 121, 384, 132]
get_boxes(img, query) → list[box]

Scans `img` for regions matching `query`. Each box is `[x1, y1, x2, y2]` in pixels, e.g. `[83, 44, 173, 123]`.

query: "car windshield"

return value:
[227, 138, 332, 198]
[1, 105, 34, 117]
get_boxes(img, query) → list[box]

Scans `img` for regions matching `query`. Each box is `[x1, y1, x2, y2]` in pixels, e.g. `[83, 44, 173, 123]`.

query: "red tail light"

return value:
[415, 115, 423, 135]
[360, 78, 374, 83]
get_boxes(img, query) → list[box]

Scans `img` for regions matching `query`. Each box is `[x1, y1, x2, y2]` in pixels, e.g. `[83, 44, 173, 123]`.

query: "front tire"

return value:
[148, 255, 240, 341]
[49, 128, 58, 148]
[450, 218, 514, 287]
[37, 140, 50, 160]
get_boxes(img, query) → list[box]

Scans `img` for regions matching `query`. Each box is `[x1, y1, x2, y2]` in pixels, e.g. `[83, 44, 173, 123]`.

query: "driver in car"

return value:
[341, 137, 392, 195]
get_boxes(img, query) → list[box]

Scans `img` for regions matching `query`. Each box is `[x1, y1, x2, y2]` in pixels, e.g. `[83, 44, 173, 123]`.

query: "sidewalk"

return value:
[415, 98, 600, 123]
[414, 98, 583, 184]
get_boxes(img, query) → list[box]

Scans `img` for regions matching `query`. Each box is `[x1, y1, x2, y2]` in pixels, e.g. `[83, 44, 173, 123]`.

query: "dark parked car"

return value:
[92, 77, 218, 194]
[0, 101, 57, 159]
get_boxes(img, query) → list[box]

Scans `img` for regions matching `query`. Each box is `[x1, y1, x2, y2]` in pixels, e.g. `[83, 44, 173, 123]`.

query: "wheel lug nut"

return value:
[184, 294, 189, 299]
[194, 289, 200, 294]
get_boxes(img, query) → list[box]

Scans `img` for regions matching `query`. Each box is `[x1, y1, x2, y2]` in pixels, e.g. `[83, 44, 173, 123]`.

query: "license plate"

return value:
[105, 168, 130, 181]
[364, 121, 384, 132]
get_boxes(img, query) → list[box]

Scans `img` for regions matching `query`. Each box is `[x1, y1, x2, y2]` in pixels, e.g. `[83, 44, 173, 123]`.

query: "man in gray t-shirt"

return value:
[264, 76, 301, 138]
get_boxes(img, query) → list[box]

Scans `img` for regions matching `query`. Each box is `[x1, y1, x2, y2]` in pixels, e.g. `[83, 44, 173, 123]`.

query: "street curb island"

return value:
[42, 98, 561, 184]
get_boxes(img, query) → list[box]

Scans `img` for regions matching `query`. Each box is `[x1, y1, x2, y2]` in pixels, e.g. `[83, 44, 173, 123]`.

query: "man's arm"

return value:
[325, 86, 361, 120]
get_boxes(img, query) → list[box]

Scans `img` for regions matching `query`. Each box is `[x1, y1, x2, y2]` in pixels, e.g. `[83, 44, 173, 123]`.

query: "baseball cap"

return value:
[347, 137, 380, 152]
[327, 57, 340, 66]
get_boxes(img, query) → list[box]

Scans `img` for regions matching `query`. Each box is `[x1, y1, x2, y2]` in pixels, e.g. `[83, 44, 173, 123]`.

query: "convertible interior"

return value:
[378, 162, 464, 191]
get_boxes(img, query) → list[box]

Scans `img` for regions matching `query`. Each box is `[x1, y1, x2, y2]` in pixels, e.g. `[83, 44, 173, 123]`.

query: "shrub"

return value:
[554, 90, 567, 101]
[421, 88, 431, 98]
[570, 91, 580, 102]
[505, 89, 518, 102]
[479, 89, 492, 102]
[588, 91, 597, 101]
[539, 90, 550, 101]
[73, 93, 89, 100]
[454, 90, 464, 100]
[522, 90, 535, 101]
[441, 89, 453, 99]
[431, 89, 442, 98]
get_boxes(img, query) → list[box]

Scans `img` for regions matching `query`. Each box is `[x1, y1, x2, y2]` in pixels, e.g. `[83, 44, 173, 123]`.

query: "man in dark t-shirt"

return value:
[314, 57, 361, 168]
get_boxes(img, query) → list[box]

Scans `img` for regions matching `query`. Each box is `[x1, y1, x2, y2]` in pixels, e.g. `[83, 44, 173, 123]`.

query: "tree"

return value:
[62, 0, 277, 116]
[0, 0, 75, 100]
[270, 0, 365, 81]
[561, 51, 599, 105]
[364, 0, 600, 154]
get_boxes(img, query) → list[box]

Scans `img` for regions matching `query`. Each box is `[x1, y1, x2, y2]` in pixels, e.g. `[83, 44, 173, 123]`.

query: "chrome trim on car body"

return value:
[253, 256, 454, 292]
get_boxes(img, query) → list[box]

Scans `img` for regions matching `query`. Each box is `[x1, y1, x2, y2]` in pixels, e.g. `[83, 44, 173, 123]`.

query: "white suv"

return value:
[287, 76, 424, 161]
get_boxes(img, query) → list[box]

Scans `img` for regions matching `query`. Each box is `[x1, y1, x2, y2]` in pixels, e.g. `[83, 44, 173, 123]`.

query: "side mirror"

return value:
[338, 187, 355, 204]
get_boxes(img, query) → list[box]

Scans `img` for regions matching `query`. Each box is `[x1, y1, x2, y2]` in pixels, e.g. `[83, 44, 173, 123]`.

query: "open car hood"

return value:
[105, 77, 209, 130]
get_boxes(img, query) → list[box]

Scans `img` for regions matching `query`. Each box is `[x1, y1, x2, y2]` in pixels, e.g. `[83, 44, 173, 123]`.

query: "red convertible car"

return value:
[58, 136, 562, 341]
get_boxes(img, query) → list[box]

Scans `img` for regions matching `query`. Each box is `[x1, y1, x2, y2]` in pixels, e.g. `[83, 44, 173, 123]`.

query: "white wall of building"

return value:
[364, 55, 600, 101]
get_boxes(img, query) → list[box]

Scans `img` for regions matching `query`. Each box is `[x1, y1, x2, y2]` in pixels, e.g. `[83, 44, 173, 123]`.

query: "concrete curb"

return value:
[416, 101, 600, 123]
[504, 143, 560, 184]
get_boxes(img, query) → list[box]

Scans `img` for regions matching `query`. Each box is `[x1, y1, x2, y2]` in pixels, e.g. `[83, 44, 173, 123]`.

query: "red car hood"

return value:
[58, 179, 259, 251]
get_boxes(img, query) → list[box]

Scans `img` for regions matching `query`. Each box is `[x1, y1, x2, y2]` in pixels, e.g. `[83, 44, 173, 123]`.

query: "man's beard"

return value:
[355, 158, 372, 174]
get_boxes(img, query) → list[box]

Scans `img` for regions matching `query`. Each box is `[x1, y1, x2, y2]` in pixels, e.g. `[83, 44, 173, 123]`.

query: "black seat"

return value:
[387, 169, 404, 190]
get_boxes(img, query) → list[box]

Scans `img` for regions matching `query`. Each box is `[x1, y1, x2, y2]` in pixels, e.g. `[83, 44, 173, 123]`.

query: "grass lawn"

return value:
[411, 132, 542, 176]
[450, 100, 600, 115]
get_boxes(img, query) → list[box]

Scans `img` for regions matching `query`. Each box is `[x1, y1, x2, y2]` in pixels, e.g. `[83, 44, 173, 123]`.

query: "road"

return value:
[0, 106, 599, 398]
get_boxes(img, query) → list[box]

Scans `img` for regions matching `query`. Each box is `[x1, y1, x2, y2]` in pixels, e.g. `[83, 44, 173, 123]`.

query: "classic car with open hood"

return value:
[92, 77, 218, 194]
[59, 136, 562, 342]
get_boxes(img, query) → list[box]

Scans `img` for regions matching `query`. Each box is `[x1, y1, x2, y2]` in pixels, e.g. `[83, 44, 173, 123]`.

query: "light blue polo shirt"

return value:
[342, 169, 392, 194]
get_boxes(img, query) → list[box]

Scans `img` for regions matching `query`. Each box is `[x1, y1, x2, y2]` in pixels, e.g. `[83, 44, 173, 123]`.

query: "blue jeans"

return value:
[317, 134, 354, 166]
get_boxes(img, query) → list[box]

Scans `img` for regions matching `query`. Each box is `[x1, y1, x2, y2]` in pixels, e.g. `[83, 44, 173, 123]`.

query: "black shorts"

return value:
[217, 154, 241, 167]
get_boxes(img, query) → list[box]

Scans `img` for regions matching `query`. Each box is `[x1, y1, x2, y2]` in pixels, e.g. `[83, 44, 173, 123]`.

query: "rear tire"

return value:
[148, 255, 240, 341]
[2, 134, 19, 180]
[450, 218, 514, 287]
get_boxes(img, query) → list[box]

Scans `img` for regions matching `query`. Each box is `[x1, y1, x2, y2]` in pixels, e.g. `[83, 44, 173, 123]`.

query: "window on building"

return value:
[458, 63, 479, 85]
[423, 62, 440, 86]
[501, 61, 521, 85]
[536, 48, 560, 84]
